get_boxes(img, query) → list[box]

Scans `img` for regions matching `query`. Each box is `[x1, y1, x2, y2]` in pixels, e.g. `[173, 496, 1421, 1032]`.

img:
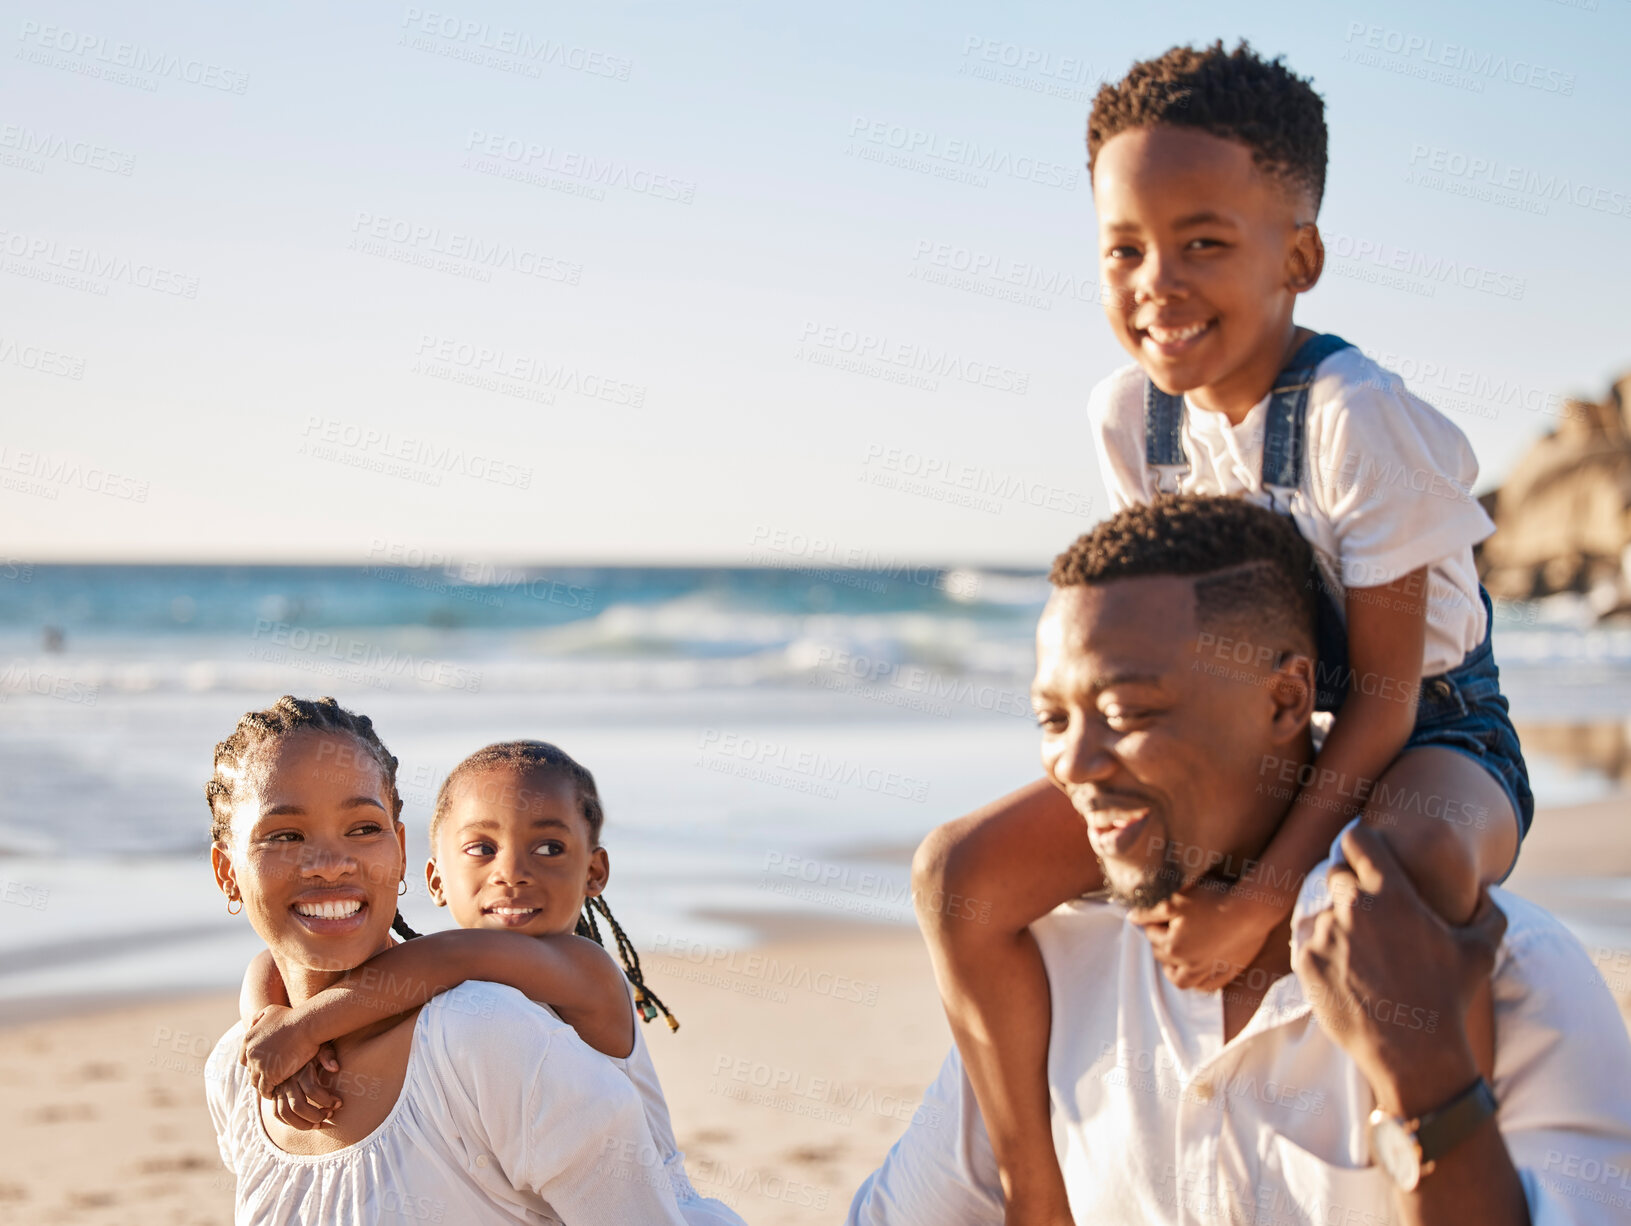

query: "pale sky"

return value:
[4, 0, 1627, 565]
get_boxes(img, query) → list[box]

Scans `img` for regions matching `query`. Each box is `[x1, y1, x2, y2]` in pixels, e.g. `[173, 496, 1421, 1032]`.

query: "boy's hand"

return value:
[1130, 879, 1285, 991]
[241, 1003, 335, 1096]
[268, 1058, 344, 1130]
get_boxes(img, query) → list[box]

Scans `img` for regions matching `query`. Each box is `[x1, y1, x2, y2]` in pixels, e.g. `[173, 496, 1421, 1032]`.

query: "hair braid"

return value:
[207, 695, 415, 935]
[577, 896, 678, 1032]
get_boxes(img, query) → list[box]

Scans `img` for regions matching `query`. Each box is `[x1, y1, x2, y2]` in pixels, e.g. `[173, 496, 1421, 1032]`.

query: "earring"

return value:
[398, 879, 408, 897]
[226, 894, 243, 916]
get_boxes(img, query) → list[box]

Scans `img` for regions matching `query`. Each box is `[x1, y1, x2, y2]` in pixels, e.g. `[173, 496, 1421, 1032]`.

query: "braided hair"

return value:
[206, 695, 421, 942]
[430, 740, 678, 1033]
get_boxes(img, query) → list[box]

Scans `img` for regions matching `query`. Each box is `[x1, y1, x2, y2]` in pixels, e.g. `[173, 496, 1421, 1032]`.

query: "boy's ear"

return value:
[425, 857, 447, 907]
[1287, 222, 1324, 293]
[585, 847, 610, 899]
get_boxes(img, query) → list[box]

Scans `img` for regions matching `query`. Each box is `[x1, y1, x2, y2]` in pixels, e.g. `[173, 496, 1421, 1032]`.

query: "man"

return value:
[848, 496, 1631, 1225]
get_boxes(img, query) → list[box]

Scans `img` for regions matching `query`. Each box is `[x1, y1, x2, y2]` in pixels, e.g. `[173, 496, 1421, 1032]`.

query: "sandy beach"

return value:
[2, 795, 1628, 1226]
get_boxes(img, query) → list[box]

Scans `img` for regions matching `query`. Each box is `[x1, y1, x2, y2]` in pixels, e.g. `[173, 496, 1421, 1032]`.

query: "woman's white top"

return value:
[206, 981, 689, 1225]
[1088, 347, 1495, 676]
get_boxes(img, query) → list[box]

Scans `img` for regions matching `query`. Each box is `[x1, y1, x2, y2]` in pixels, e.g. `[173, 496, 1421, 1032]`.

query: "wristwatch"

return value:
[1368, 1076, 1497, 1190]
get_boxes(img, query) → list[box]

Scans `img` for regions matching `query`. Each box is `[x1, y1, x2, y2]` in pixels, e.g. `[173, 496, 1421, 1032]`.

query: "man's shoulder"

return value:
[1488, 886, 1615, 996]
[1030, 898, 1133, 967]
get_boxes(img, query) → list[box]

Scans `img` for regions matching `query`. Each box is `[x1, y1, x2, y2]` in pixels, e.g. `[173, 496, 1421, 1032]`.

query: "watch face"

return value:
[1369, 1115, 1422, 1191]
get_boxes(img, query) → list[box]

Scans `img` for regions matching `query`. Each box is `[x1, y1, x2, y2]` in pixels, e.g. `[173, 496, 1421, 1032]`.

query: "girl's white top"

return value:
[1088, 346, 1496, 676]
[206, 981, 691, 1225]
[603, 996, 747, 1226]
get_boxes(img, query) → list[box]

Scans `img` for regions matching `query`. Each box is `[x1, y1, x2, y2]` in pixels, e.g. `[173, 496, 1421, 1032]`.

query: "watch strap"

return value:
[1414, 1076, 1497, 1165]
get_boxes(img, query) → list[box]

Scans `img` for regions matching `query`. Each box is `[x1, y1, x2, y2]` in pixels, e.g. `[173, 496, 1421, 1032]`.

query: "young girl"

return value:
[237, 738, 745, 1226]
[915, 43, 1534, 1225]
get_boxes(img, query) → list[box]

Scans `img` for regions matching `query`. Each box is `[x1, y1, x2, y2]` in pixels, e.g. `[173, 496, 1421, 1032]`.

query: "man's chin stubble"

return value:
[1102, 852, 1185, 911]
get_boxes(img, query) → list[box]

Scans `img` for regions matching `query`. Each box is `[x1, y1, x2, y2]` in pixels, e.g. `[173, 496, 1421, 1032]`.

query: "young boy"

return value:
[915, 41, 1532, 1224]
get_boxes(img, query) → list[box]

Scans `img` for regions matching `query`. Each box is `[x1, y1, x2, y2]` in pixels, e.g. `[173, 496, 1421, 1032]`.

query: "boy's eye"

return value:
[1106, 244, 1140, 259]
[1185, 237, 1226, 251]
[461, 840, 496, 857]
[532, 840, 567, 857]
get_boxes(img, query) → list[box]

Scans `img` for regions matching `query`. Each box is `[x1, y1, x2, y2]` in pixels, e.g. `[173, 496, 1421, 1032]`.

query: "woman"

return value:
[204, 695, 687, 1224]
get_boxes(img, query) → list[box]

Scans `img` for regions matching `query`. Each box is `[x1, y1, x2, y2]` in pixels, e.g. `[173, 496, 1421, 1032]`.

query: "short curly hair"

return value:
[1050, 495, 1316, 653]
[1087, 40, 1327, 211]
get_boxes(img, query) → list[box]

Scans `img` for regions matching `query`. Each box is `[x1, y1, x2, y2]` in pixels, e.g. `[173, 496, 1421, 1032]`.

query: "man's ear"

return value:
[585, 847, 610, 900]
[425, 857, 447, 907]
[1268, 650, 1317, 741]
[211, 841, 238, 903]
[1287, 222, 1324, 294]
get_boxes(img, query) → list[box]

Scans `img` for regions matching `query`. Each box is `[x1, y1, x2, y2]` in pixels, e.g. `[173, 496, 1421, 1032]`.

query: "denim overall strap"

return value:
[1260, 332, 1353, 509]
[1258, 332, 1355, 710]
[1143, 380, 1189, 494]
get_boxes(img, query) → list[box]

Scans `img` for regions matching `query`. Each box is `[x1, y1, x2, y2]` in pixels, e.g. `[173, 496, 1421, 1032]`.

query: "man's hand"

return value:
[240, 1003, 335, 1098]
[1130, 878, 1285, 992]
[1293, 825, 1506, 1118]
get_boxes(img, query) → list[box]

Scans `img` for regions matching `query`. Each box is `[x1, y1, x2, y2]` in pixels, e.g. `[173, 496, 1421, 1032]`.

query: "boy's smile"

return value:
[1093, 125, 1323, 423]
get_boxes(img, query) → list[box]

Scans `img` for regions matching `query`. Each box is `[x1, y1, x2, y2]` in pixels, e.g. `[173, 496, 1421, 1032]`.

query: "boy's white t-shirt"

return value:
[1087, 346, 1495, 677]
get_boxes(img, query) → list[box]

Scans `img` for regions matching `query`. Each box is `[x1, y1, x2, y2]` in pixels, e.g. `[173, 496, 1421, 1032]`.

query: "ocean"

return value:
[1, 562, 1628, 1018]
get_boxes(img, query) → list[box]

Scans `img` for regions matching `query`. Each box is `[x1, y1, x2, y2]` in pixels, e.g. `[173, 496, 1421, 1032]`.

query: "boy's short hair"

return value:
[1087, 40, 1327, 212]
[1050, 495, 1317, 657]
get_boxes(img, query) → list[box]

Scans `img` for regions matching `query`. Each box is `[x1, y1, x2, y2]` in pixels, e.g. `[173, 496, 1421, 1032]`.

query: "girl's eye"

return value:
[461, 841, 496, 857]
[532, 841, 566, 857]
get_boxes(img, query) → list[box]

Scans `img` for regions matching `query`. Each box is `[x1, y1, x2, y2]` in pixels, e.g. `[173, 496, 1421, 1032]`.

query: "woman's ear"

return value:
[211, 841, 239, 903]
[425, 857, 447, 907]
[584, 847, 610, 899]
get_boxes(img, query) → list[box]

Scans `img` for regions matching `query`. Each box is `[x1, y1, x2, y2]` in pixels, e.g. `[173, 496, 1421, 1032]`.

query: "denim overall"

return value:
[1143, 332, 1535, 839]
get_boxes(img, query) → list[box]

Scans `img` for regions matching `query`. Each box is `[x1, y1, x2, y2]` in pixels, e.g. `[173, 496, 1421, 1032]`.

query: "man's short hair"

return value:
[1050, 495, 1316, 655]
[1087, 40, 1328, 212]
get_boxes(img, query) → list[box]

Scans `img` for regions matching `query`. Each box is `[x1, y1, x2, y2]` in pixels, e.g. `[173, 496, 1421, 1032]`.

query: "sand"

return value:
[3, 794, 1629, 1226]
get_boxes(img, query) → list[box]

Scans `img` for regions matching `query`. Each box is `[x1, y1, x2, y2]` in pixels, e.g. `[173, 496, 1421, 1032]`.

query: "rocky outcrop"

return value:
[1479, 374, 1631, 618]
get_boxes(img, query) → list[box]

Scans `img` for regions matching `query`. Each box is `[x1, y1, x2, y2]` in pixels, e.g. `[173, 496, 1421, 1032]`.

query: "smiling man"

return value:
[848, 496, 1631, 1225]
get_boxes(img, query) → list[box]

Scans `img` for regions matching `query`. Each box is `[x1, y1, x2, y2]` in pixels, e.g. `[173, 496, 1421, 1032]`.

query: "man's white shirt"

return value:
[847, 851, 1631, 1225]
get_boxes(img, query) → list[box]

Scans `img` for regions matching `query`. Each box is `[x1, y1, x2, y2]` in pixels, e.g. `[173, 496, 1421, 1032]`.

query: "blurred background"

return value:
[2, 1, 1628, 1222]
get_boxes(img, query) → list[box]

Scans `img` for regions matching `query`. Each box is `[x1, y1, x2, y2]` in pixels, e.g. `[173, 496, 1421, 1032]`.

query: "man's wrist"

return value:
[1364, 1042, 1480, 1120]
